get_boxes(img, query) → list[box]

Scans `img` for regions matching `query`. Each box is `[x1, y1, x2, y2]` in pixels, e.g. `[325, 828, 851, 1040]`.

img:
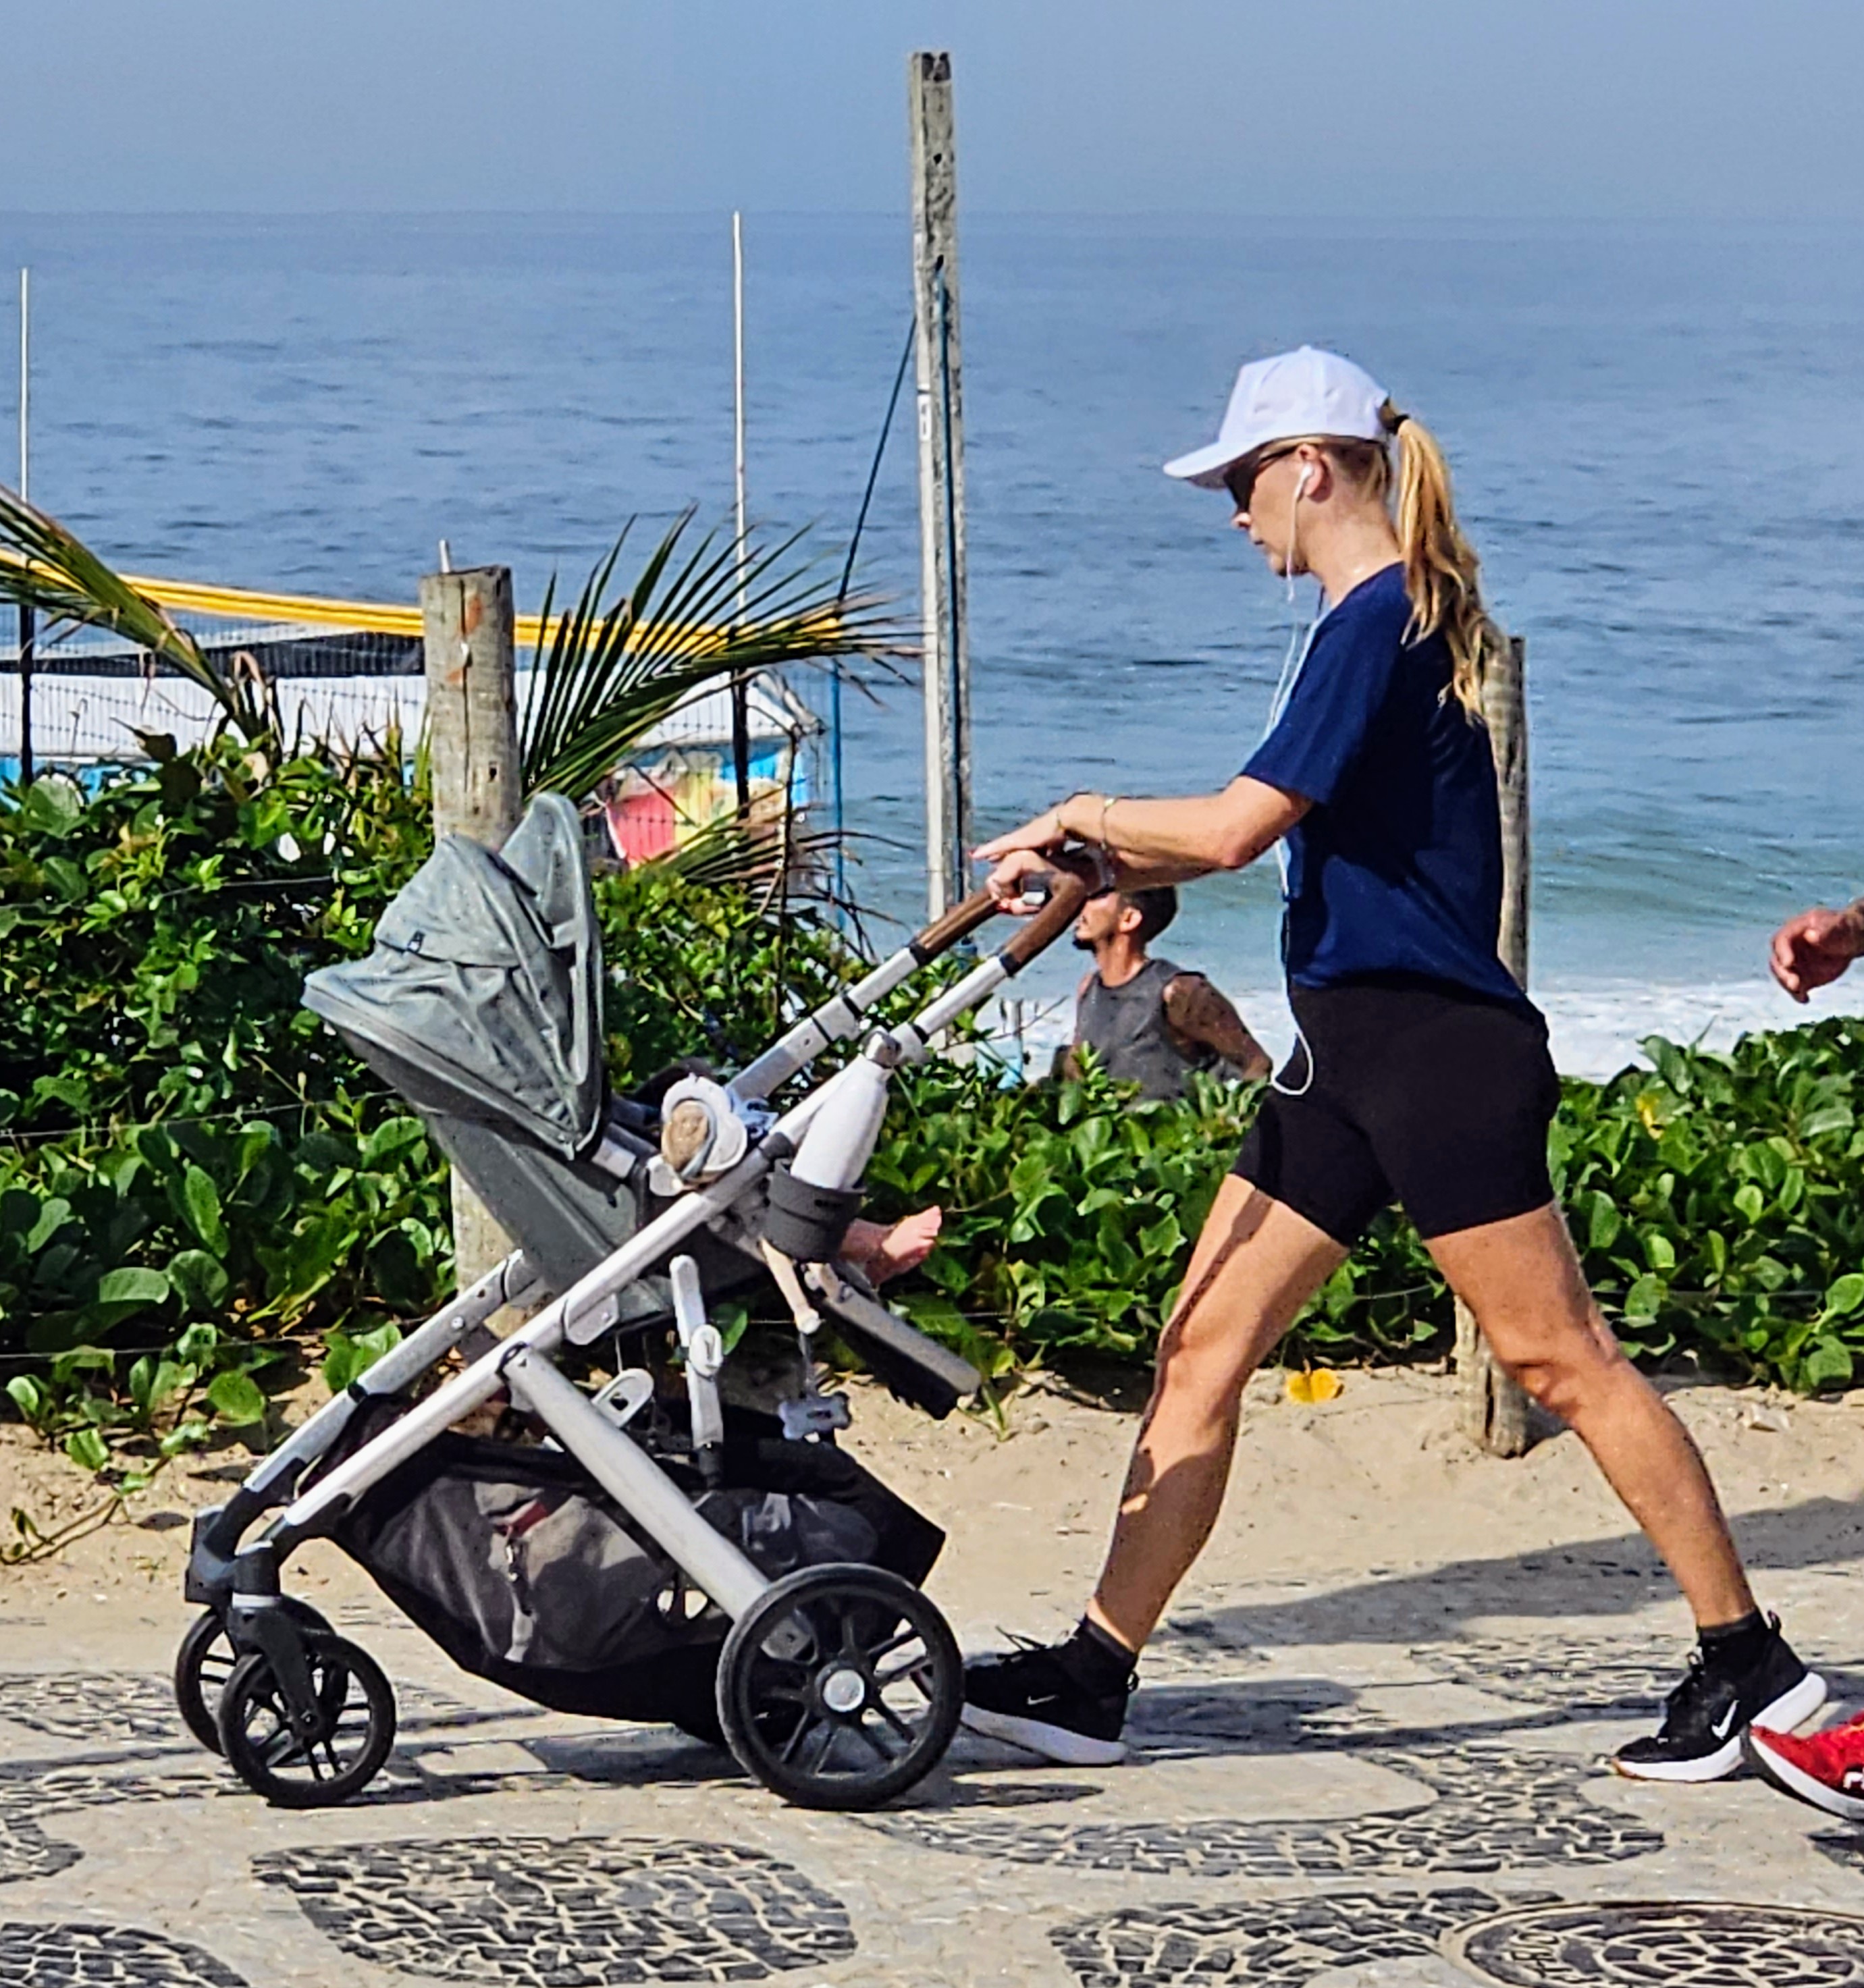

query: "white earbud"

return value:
[1285, 459, 1313, 599]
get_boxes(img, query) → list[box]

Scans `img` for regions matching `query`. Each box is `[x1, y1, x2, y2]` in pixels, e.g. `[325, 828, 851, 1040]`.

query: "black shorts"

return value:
[1231, 975, 1560, 1245]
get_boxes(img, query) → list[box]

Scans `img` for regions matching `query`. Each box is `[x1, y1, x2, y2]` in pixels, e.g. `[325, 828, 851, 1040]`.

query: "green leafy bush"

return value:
[866, 1054, 1445, 1376]
[594, 861, 855, 1087]
[870, 1021, 1864, 1395]
[0, 743, 870, 1470]
[0, 743, 452, 1465]
[7, 734, 1864, 1493]
[0, 504, 897, 1482]
[1553, 1019, 1864, 1393]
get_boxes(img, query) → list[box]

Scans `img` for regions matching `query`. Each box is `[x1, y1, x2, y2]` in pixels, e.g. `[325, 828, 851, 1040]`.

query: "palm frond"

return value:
[519, 510, 895, 802]
[0, 486, 267, 738]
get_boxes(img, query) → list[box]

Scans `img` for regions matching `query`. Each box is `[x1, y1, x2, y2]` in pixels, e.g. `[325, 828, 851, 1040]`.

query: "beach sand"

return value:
[5, 1364, 1861, 1659]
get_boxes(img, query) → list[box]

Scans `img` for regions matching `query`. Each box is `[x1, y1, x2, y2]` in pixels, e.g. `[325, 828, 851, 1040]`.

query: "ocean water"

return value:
[5, 211, 1864, 1075]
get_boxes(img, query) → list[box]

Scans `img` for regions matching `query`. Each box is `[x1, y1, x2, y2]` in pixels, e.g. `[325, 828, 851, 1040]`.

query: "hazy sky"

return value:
[3, 1, 1862, 219]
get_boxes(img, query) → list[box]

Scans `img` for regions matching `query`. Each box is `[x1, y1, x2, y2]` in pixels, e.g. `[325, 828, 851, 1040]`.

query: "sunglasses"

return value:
[1223, 444, 1300, 514]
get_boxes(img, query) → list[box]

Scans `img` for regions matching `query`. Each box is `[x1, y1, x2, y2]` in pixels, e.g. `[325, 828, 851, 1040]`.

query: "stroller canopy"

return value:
[305, 793, 605, 1162]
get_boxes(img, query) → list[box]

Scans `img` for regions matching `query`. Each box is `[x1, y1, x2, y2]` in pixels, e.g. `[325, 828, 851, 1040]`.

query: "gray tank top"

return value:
[1075, 957, 1217, 1102]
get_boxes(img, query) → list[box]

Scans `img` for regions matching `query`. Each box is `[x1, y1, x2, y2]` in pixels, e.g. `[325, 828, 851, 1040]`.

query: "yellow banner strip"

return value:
[4, 554, 843, 653]
[120, 572, 545, 645]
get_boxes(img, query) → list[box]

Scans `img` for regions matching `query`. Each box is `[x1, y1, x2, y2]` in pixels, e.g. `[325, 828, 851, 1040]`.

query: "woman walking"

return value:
[963, 345, 1822, 1780]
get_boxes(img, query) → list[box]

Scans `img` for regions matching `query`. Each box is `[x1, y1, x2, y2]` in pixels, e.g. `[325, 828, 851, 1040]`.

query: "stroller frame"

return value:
[180, 865, 1088, 1811]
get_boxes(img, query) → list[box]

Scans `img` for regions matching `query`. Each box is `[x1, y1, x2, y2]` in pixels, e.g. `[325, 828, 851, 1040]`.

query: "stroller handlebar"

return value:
[907, 887, 1001, 963]
[907, 865, 1094, 974]
[998, 867, 1092, 971]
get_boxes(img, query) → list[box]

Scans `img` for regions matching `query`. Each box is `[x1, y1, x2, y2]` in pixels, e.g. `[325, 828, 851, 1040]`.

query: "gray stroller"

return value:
[176, 793, 1086, 1812]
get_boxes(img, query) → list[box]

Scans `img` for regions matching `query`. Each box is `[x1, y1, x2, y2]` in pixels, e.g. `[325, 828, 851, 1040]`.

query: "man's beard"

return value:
[1071, 931, 1095, 952]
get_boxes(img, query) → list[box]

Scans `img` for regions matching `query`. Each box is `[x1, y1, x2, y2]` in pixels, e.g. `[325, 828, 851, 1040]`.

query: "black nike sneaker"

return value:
[961, 1635, 1134, 1767]
[1612, 1618, 1825, 1782]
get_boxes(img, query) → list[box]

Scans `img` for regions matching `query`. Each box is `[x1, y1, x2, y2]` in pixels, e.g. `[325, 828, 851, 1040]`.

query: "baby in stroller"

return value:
[176, 794, 1086, 1813]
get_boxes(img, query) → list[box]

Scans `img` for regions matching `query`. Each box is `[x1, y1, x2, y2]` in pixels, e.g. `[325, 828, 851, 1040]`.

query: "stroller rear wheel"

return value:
[717, 1563, 961, 1811]
[174, 1599, 333, 1755]
[216, 1634, 396, 1808]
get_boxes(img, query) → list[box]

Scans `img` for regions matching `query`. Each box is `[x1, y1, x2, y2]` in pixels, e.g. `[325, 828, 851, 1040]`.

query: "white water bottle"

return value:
[791, 1039, 895, 1191]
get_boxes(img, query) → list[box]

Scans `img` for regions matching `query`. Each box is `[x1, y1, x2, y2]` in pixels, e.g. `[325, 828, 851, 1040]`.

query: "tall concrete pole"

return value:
[909, 50, 972, 919]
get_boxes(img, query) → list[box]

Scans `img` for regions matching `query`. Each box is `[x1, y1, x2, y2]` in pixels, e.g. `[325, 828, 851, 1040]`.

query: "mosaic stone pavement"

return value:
[1408, 1637, 1864, 1717]
[860, 1744, 1663, 1879]
[0, 1922, 248, 1987]
[5, 1607, 1864, 1986]
[1049, 1887, 1560, 1988]
[1449, 1901, 1864, 1987]
[0, 1668, 479, 1748]
[255, 1837, 856, 1983]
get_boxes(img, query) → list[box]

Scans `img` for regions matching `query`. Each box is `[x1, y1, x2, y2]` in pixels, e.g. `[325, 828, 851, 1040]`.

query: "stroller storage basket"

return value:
[326, 1401, 942, 1731]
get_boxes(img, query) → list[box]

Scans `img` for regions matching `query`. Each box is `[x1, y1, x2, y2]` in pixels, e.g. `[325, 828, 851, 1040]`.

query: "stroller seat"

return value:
[305, 795, 954, 1399]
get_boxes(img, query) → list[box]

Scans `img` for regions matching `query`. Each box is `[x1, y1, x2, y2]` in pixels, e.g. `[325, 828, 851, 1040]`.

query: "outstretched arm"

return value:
[1771, 899, 1864, 1002]
[975, 776, 1309, 899]
[1163, 974, 1273, 1082]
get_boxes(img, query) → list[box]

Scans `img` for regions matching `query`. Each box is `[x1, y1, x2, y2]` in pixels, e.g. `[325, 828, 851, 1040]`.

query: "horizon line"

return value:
[3, 206, 1863, 230]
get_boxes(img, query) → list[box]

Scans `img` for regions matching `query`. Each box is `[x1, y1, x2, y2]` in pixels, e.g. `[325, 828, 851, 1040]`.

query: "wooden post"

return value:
[421, 564, 521, 1285]
[909, 49, 972, 920]
[1456, 633, 1533, 1455]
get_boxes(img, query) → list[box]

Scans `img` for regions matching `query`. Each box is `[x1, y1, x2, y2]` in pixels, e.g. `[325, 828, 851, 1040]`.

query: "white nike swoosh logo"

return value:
[1711, 1707, 1740, 1739]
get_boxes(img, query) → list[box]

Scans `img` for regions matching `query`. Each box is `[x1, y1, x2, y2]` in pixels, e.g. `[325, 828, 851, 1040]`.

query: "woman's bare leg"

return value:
[1085, 1176, 1347, 1651]
[1430, 1201, 1755, 1628]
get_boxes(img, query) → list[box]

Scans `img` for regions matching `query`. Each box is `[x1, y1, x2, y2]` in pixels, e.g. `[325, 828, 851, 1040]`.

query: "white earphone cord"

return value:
[1269, 460, 1319, 1100]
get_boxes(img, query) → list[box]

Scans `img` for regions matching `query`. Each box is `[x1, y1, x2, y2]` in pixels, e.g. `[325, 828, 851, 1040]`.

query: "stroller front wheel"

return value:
[216, 1634, 396, 1808]
[717, 1563, 961, 1812]
[173, 1609, 238, 1754]
[174, 1599, 334, 1756]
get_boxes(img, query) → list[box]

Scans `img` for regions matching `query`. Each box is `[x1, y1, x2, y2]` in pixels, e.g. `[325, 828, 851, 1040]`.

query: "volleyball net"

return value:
[1, 574, 826, 865]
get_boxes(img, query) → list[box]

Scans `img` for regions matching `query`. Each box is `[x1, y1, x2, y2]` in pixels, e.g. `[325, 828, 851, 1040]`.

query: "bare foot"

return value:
[843, 1207, 944, 1285]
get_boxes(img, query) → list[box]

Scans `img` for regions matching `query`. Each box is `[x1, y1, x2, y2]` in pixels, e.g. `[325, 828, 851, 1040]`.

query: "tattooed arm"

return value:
[1163, 973, 1273, 1082]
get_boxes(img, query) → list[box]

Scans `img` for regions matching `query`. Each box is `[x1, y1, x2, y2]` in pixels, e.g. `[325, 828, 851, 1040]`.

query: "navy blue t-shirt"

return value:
[1242, 563, 1522, 1004]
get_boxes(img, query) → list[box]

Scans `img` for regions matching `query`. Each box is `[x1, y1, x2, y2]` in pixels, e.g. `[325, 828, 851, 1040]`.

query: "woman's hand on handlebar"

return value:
[980, 844, 1102, 911]
[974, 805, 1070, 867]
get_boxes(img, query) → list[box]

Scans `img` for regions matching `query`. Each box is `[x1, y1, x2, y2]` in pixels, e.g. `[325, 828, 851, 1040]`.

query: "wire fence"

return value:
[4, 601, 828, 788]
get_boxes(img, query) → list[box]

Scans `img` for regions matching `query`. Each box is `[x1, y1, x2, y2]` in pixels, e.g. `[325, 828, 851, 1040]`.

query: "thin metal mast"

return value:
[730, 210, 751, 811]
[18, 268, 33, 786]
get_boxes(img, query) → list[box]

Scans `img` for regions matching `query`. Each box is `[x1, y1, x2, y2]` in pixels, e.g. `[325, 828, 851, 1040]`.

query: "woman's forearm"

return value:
[1102, 853, 1216, 891]
[1054, 777, 1308, 874]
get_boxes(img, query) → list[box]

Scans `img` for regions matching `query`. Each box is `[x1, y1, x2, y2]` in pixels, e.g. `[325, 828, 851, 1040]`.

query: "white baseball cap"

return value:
[1163, 345, 1389, 490]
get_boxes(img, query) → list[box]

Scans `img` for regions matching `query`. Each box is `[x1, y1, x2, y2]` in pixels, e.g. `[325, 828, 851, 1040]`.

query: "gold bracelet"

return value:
[1099, 794, 1122, 848]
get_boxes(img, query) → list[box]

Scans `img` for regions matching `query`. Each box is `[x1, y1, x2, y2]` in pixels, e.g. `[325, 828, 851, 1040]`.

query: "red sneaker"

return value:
[1745, 1711, 1864, 1821]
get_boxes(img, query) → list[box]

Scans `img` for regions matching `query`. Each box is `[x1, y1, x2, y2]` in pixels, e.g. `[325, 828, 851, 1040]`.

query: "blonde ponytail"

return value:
[1381, 403, 1505, 719]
